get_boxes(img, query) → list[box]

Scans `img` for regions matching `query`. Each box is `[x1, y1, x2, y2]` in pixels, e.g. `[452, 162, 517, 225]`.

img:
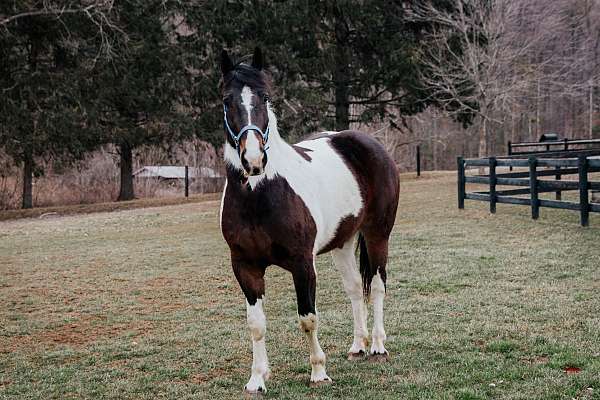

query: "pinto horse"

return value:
[219, 48, 399, 394]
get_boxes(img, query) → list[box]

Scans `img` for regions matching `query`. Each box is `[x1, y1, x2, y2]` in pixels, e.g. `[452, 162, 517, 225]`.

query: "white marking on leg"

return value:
[370, 271, 387, 355]
[299, 313, 331, 383]
[332, 237, 368, 354]
[245, 298, 270, 393]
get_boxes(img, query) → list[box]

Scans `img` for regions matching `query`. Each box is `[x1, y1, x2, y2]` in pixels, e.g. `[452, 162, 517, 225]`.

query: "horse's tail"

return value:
[357, 232, 372, 300]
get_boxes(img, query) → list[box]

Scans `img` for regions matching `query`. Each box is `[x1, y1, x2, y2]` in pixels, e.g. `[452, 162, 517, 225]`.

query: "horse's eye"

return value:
[263, 94, 270, 103]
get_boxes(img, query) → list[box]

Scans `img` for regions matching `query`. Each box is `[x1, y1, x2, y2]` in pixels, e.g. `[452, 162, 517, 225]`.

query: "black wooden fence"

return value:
[508, 138, 600, 157]
[457, 153, 600, 226]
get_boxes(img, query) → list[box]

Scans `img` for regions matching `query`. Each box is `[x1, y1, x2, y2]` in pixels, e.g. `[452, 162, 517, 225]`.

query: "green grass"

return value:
[1, 172, 599, 399]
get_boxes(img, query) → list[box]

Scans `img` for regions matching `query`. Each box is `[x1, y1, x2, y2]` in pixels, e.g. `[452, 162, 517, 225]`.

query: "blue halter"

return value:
[223, 104, 270, 154]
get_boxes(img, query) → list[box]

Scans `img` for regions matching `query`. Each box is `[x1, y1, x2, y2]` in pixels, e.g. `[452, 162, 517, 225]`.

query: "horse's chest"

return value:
[222, 201, 270, 251]
[220, 178, 317, 262]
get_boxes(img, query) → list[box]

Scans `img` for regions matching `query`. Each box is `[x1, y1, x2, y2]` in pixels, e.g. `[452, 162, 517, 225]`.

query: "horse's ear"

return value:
[251, 47, 263, 71]
[220, 49, 234, 76]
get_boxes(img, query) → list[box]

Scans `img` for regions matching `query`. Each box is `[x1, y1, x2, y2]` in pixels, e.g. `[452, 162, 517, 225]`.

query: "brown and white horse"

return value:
[219, 48, 399, 394]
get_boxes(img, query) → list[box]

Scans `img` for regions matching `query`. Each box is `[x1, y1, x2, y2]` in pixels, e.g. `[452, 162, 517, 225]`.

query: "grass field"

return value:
[1, 172, 599, 399]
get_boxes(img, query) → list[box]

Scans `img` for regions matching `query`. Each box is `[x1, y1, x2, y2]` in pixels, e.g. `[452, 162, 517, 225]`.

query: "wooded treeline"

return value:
[1, 0, 599, 209]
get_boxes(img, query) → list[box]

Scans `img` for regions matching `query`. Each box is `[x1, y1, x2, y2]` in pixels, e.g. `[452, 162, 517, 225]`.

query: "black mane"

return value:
[222, 63, 271, 95]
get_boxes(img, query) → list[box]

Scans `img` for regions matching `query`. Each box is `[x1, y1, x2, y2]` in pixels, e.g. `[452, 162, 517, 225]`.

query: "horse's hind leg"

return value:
[364, 237, 389, 360]
[331, 236, 369, 359]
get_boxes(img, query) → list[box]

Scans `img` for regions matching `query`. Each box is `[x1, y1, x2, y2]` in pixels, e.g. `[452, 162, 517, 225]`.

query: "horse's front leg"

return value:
[291, 259, 332, 386]
[232, 261, 270, 394]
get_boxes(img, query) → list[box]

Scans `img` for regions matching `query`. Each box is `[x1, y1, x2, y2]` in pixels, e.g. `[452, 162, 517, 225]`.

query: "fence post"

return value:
[184, 165, 189, 198]
[489, 157, 497, 214]
[507, 141, 513, 171]
[457, 157, 465, 209]
[416, 145, 421, 177]
[555, 166, 562, 200]
[578, 156, 589, 227]
[564, 138, 568, 151]
[529, 156, 539, 220]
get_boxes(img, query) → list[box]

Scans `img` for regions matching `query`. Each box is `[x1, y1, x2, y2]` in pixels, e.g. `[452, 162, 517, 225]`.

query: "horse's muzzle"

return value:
[242, 149, 267, 176]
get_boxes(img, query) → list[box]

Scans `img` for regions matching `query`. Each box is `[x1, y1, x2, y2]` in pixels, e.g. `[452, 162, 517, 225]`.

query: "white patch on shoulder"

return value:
[320, 131, 338, 135]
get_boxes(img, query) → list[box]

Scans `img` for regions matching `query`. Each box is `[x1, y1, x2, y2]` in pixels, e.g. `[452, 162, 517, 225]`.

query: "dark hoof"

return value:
[347, 350, 366, 361]
[309, 378, 333, 388]
[368, 352, 389, 363]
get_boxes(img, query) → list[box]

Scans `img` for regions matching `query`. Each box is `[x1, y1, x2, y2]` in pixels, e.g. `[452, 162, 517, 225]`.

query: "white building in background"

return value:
[133, 166, 221, 180]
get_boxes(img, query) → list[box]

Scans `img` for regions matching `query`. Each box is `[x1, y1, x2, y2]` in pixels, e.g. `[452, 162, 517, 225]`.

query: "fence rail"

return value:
[508, 137, 600, 154]
[457, 153, 600, 226]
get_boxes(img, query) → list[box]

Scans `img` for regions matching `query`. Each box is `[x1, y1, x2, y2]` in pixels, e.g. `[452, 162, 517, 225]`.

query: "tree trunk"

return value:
[477, 117, 488, 174]
[535, 78, 541, 139]
[478, 117, 488, 158]
[21, 149, 33, 209]
[333, 6, 350, 131]
[117, 142, 135, 201]
[590, 82, 594, 139]
[432, 117, 438, 171]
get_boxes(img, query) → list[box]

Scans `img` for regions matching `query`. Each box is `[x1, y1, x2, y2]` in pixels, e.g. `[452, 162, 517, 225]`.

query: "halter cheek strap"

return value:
[223, 105, 270, 154]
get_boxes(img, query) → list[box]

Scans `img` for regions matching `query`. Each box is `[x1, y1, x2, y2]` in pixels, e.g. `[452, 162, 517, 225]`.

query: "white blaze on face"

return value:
[241, 86, 263, 168]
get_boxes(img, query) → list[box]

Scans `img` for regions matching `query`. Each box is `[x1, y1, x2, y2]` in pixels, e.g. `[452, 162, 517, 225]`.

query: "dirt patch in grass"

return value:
[521, 355, 550, 365]
[1, 317, 153, 351]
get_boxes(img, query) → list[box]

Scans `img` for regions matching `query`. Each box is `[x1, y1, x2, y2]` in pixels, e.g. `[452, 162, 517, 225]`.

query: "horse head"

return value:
[220, 47, 272, 177]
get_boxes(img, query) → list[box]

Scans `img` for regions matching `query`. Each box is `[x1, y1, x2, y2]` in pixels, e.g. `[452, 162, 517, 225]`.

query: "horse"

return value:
[218, 47, 400, 394]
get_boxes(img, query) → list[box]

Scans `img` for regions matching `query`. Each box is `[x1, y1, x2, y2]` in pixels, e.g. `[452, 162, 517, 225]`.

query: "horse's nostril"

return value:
[251, 167, 261, 175]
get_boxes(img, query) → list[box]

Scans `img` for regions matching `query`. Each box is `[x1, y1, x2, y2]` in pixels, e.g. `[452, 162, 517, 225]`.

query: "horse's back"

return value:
[324, 130, 398, 196]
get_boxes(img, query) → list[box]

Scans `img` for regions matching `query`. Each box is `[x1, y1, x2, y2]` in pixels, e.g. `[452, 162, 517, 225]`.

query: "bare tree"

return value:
[1, 1, 121, 60]
[409, 1, 571, 157]
[1, 1, 114, 26]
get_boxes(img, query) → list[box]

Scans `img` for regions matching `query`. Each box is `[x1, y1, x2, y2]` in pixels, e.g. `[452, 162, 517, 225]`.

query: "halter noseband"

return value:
[223, 104, 270, 154]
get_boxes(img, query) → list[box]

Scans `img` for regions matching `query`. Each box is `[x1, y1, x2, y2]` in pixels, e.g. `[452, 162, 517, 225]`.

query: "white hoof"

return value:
[244, 374, 267, 394]
[309, 374, 332, 388]
[310, 366, 332, 385]
[370, 335, 387, 356]
[348, 337, 368, 355]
